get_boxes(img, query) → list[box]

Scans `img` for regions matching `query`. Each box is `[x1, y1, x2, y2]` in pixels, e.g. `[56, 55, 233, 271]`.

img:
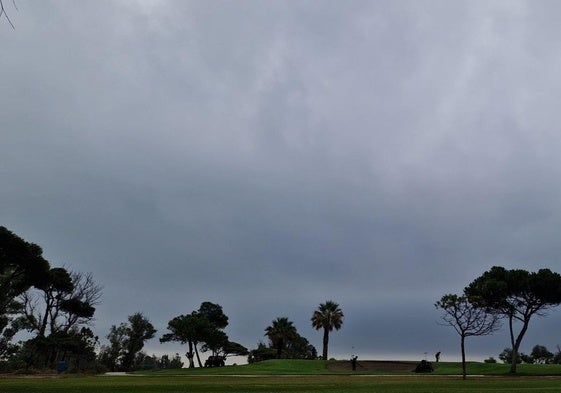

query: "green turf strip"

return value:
[2, 375, 561, 393]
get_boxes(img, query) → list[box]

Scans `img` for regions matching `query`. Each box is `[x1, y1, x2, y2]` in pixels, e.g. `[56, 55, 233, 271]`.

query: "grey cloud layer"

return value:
[2, 1, 561, 360]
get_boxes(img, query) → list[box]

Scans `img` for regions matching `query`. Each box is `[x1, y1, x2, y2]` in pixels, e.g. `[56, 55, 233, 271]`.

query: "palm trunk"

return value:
[322, 328, 329, 360]
[277, 339, 284, 359]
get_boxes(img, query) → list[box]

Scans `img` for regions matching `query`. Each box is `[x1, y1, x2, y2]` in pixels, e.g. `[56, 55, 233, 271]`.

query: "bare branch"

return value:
[0, 0, 15, 29]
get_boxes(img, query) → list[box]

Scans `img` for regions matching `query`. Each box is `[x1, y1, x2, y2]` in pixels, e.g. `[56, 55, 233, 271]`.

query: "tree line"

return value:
[4, 226, 561, 375]
[492, 344, 561, 365]
[0, 226, 345, 372]
[0, 226, 102, 371]
[95, 298, 344, 371]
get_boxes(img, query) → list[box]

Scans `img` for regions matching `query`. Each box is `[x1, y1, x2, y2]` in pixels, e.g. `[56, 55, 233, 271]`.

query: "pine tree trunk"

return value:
[510, 318, 529, 374]
[194, 343, 203, 367]
[187, 341, 195, 368]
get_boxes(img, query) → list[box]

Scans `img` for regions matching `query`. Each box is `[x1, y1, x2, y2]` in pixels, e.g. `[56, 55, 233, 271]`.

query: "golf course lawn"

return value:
[2, 375, 561, 393]
[2, 360, 561, 392]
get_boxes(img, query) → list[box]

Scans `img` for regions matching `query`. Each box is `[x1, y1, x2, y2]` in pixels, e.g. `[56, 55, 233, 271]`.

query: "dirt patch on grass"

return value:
[327, 360, 418, 372]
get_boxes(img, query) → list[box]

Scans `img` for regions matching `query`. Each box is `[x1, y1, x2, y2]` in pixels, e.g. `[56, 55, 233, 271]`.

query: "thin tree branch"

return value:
[0, 0, 15, 29]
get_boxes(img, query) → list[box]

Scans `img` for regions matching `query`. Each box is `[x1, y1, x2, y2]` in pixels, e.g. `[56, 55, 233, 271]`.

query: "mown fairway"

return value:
[2, 375, 561, 393]
[2, 360, 561, 392]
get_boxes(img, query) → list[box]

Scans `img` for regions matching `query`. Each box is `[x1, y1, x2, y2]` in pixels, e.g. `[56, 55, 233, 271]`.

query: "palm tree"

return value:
[265, 317, 297, 358]
[311, 300, 344, 360]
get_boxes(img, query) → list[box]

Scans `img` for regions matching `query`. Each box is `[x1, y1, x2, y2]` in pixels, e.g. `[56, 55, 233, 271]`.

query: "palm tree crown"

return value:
[265, 317, 297, 358]
[311, 300, 344, 360]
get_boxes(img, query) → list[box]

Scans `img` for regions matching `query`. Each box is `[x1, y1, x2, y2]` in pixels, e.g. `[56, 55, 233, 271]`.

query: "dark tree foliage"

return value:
[499, 347, 522, 364]
[32, 267, 73, 337]
[285, 333, 317, 360]
[0, 307, 26, 360]
[220, 340, 249, 357]
[260, 317, 316, 361]
[200, 329, 228, 355]
[435, 293, 499, 379]
[0, 227, 50, 359]
[553, 346, 561, 364]
[160, 313, 202, 368]
[60, 271, 102, 331]
[0, 228, 101, 371]
[98, 324, 128, 371]
[159, 353, 184, 369]
[198, 302, 228, 329]
[161, 302, 238, 368]
[160, 312, 213, 368]
[0, 226, 50, 317]
[465, 266, 561, 373]
[116, 352, 184, 371]
[247, 342, 276, 363]
[311, 300, 344, 360]
[18, 327, 98, 371]
[21, 268, 101, 341]
[265, 317, 297, 359]
[249, 334, 317, 363]
[100, 313, 156, 372]
[530, 345, 554, 364]
[121, 313, 156, 371]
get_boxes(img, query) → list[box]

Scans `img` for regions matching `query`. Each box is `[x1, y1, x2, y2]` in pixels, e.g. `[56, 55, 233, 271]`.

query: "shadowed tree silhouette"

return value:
[311, 300, 344, 360]
[265, 317, 297, 358]
[120, 313, 156, 372]
[465, 266, 561, 374]
[435, 293, 499, 379]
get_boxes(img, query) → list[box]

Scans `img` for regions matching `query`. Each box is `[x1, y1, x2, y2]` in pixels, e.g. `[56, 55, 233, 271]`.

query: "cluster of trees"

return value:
[97, 300, 345, 371]
[159, 302, 248, 369]
[98, 312, 157, 372]
[495, 345, 561, 365]
[248, 301, 344, 363]
[249, 317, 316, 362]
[0, 226, 102, 371]
[97, 316, 185, 373]
[436, 266, 561, 378]
[0, 227, 189, 373]
[77, 302, 250, 371]
[0, 227, 348, 372]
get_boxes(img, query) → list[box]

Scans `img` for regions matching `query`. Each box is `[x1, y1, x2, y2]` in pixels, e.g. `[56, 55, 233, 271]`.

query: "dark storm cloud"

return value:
[2, 1, 561, 361]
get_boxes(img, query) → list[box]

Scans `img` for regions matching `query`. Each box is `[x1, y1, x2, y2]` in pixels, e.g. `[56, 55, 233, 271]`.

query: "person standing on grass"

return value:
[351, 355, 358, 370]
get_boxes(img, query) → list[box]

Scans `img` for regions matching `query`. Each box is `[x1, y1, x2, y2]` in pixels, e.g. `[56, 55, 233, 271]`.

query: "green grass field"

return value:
[2, 360, 561, 393]
[143, 359, 561, 376]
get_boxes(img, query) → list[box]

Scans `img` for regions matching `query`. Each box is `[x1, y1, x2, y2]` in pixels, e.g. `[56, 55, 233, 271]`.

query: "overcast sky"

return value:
[2, 0, 561, 364]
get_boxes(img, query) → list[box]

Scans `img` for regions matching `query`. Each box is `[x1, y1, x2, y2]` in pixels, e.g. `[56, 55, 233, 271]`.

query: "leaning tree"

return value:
[465, 266, 561, 374]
